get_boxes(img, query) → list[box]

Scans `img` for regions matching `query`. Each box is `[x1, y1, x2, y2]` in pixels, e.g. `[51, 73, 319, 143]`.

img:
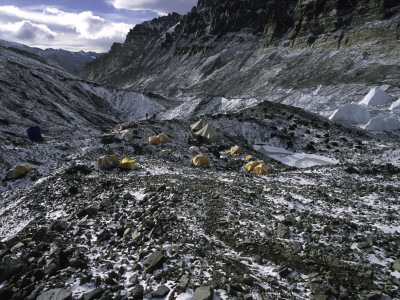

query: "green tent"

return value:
[190, 119, 206, 133]
[193, 124, 223, 143]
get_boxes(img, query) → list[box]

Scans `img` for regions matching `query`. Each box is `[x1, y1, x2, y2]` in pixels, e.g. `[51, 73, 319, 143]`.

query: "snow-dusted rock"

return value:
[329, 103, 370, 125]
[364, 116, 400, 131]
[358, 87, 392, 106]
[389, 98, 400, 110]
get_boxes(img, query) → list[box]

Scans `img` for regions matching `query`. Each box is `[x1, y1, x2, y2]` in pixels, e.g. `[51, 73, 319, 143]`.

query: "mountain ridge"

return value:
[81, 0, 400, 115]
[0, 39, 103, 76]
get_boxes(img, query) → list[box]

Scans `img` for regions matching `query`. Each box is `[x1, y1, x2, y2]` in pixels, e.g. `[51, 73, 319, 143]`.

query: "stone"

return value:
[143, 251, 165, 273]
[37, 288, 72, 300]
[77, 206, 99, 218]
[81, 288, 103, 300]
[131, 231, 142, 243]
[193, 285, 213, 300]
[131, 285, 144, 300]
[97, 230, 111, 244]
[152, 285, 170, 298]
[178, 275, 189, 292]
[0, 258, 26, 282]
[392, 259, 400, 271]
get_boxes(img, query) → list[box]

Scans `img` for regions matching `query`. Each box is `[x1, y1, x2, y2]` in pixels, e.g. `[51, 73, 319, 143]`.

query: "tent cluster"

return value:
[190, 119, 222, 144]
[95, 154, 139, 170]
[148, 132, 170, 146]
[244, 160, 273, 174]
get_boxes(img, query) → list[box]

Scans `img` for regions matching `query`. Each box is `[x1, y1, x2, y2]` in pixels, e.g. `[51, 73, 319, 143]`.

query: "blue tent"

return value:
[26, 126, 43, 142]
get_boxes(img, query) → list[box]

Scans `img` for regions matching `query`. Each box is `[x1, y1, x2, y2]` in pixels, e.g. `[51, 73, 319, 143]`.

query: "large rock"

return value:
[37, 289, 72, 300]
[193, 285, 213, 300]
[143, 251, 165, 273]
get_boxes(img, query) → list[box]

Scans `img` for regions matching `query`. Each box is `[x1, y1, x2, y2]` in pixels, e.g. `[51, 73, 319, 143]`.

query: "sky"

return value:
[0, 0, 197, 53]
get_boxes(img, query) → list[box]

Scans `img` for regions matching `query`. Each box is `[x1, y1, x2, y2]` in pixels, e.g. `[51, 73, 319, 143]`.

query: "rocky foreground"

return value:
[1, 101, 400, 300]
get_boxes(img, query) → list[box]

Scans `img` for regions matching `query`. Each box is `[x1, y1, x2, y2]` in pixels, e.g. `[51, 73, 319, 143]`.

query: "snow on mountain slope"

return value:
[0, 46, 166, 188]
[2, 41, 400, 299]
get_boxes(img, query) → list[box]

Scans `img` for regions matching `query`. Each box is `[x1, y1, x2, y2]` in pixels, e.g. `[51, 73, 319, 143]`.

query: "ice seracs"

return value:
[364, 116, 400, 131]
[389, 98, 400, 111]
[358, 87, 392, 106]
[329, 103, 370, 125]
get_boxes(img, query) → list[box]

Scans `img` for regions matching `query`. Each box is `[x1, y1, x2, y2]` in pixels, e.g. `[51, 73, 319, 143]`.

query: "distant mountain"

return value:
[82, 0, 400, 116]
[0, 39, 103, 76]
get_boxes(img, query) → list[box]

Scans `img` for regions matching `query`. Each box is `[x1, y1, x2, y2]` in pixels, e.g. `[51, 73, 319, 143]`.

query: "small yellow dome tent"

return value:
[245, 155, 256, 161]
[120, 157, 139, 170]
[192, 153, 210, 166]
[253, 162, 273, 174]
[189, 146, 201, 155]
[244, 161, 259, 172]
[6, 164, 30, 180]
[148, 135, 162, 146]
[228, 145, 243, 154]
[158, 132, 169, 142]
[95, 154, 119, 169]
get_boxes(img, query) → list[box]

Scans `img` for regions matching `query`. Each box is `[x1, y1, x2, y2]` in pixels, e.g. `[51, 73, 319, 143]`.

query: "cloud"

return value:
[108, 0, 197, 15]
[2, 20, 57, 41]
[0, 5, 135, 52]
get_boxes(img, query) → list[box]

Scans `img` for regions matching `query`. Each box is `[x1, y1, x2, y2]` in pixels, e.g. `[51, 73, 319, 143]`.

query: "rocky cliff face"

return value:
[81, 0, 400, 114]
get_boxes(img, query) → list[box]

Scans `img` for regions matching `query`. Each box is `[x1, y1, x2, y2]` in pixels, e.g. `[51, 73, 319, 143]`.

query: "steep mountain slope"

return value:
[82, 0, 400, 115]
[0, 46, 167, 180]
[0, 39, 103, 75]
[1, 35, 400, 299]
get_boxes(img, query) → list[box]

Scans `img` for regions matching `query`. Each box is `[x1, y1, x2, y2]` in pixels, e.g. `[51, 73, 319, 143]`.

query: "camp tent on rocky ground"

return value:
[193, 124, 223, 144]
[190, 119, 206, 133]
[192, 153, 210, 166]
[6, 164, 31, 180]
[253, 162, 273, 174]
[95, 154, 119, 169]
[228, 145, 242, 154]
[120, 157, 139, 170]
[148, 135, 162, 146]
[158, 132, 169, 142]
[27, 126, 43, 142]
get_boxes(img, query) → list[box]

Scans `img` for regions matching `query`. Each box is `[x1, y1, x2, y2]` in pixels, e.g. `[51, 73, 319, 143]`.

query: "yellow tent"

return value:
[192, 153, 210, 166]
[148, 135, 162, 146]
[228, 145, 243, 154]
[244, 161, 259, 172]
[157, 132, 169, 142]
[6, 164, 30, 180]
[189, 146, 201, 155]
[96, 154, 119, 169]
[245, 155, 256, 161]
[253, 162, 273, 174]
[120, 157, 139, 170]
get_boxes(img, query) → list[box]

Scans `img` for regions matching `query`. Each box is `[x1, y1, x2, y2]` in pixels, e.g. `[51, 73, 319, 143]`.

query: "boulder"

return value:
[37, 288, 72, 300]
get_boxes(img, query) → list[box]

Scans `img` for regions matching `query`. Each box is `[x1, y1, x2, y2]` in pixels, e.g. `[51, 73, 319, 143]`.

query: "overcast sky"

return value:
[0, 0, 197, 53]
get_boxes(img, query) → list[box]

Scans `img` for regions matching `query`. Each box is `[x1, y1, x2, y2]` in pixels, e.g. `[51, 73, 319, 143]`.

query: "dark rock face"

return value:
[81, 0, 400, 103]
[125, 13, 182, 42]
